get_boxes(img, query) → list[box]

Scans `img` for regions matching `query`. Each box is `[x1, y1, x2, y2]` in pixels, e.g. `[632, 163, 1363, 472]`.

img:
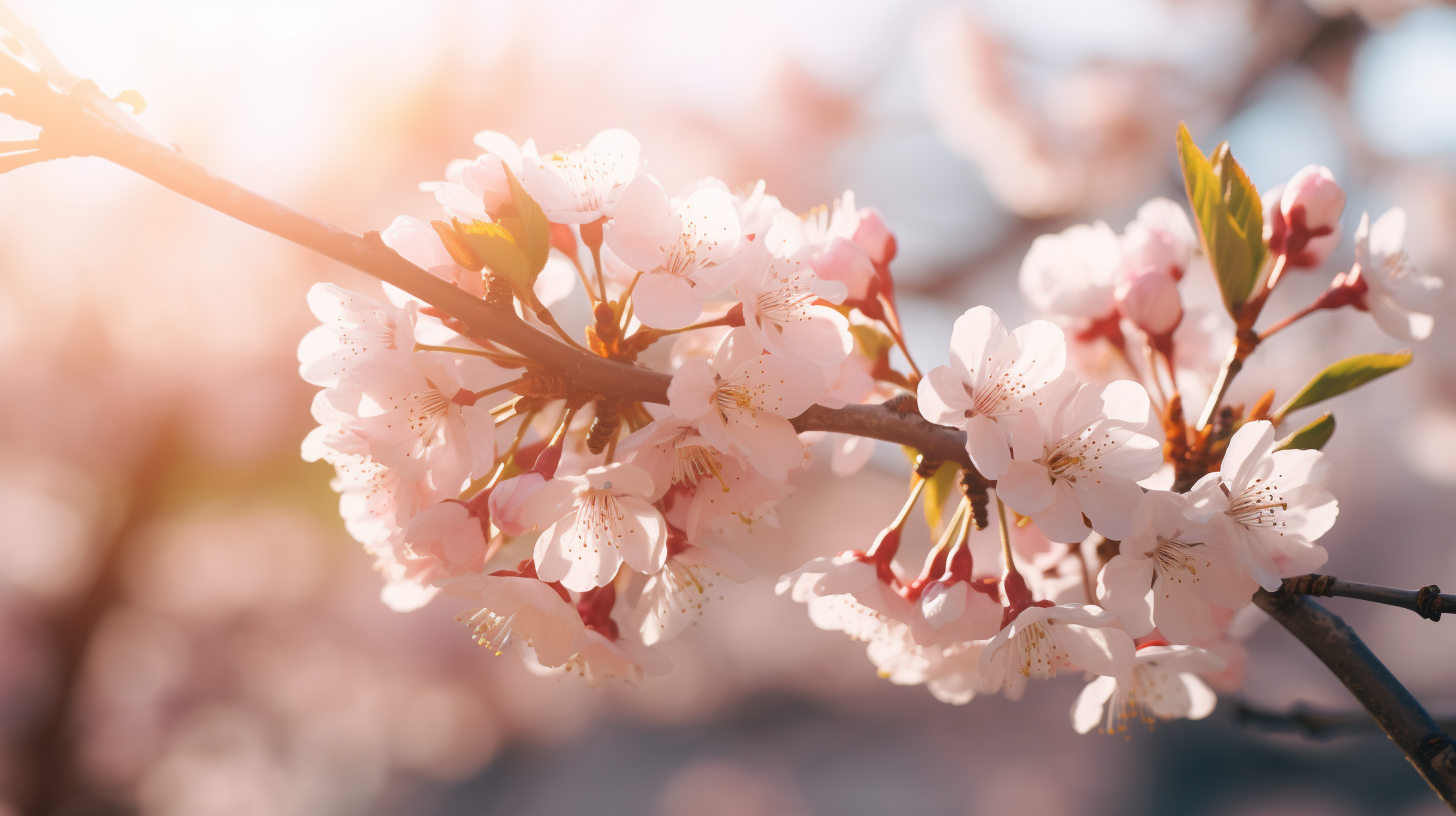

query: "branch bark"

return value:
[1281, 574, 1455, 622]
[1254, 588, 1456, 806]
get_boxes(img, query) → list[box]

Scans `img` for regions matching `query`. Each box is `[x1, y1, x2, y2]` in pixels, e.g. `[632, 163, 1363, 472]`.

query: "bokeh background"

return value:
[2, 1, 1456, 814]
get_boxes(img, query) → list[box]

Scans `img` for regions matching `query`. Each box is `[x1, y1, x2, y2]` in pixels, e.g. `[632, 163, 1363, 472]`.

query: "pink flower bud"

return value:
[851, 207, 897, 268]
[1115, 269, 1183, 337]
[1264, 169, 1345, 268]
[810, 237, 876, 301]
[488, 471, 547, 537]
[1280, 165, 1345, 231]
[1122, 198, 1195, 281]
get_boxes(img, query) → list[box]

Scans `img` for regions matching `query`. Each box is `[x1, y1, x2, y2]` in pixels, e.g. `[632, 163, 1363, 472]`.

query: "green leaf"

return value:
[1176, 123, 1265, 317]
[923, 460, 959, 534]
[1275, 351, 1412, 420]
[1276, 412, 1335, 451]
[501, 163, 551, 279]
[457, 219, 532, 295]
[849, 323, 895, 361]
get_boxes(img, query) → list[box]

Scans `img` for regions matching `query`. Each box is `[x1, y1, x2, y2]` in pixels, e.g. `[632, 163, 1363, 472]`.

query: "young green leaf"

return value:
[502, 162, 552, 278]
[1176, 123, 1265, 317]
[1276, 412, 1335, 451]
[1274, 351, 1412, 421]
[457, 219, 532, 296]
[923, 460, 959, 534]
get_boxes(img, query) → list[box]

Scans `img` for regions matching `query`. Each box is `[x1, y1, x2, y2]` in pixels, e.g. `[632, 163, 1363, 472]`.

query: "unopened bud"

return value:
[810, 237, 876, 302]
[1266, 166, 1345, 268]
[852, 207, 897, 269]
[1115, 269, 1183, 337]
[1280, 165, 1345, 231]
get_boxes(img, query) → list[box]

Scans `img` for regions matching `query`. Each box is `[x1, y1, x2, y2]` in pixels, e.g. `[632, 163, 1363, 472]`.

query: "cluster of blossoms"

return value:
[299, 128, 1438, 732]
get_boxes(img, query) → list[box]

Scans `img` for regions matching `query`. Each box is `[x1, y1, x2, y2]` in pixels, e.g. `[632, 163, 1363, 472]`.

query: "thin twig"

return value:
[1281, 574, 1455, 622]
[1254, 588, 1456, 806]
[1232, 701, 1456, 741]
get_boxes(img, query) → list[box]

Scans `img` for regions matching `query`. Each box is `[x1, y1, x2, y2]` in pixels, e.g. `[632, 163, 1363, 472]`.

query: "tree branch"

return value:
[1232, 701, 1456, 741]
[1254, 588, 1456, 807]
[1281, 574, 1455, 622]
[0, 45, 979, 472]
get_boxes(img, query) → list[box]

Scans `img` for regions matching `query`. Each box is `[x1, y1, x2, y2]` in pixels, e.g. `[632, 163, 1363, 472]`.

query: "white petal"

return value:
[632, 273, 704, 330]
[1071, 675, 1119, 734]
[1057, 623, 1134, 676]
[997, 460, 1056, 514]
[948, 306, 1006, 384]
[966, 415, 1011, 480]
[917, 366, 974, 427]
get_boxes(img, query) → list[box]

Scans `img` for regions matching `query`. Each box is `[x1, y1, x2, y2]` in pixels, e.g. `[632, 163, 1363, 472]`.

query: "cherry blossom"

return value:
[1098, 491, 1257, 644]
[1071, 644, 1223, 734]
[556, 629, 673, 687]
[1019, 221, 1123, 327]
[518, 129, 641, 224]
[297, 284, 415, 388]
[625, 541, 754, 646]
[731, 237, 852, 366]
[523, 462, 667, 592]
[978, 604, 1135, 700]
[603, 176, 743, 329]
[1120, 197, 1197, 282]
[421, 130, 536, 221]
[323, 351, 498, 494]
[917, 306, 1067, 479]
[380, 215, 486, 300]
[997, 378, 1163, 542]
[402, 498, 491, 577]
[667, 328, 824, 479]
[1351, 208, 1442, 342]
[442, 570, 584, 667]
[1187, 420, 1338, 591]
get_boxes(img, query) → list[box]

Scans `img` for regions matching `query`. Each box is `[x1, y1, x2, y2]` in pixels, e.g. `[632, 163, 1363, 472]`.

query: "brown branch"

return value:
[1232, 701, 1456, 741]
[0, 38, 978, 473]
[1281, 574, 1455, 622]
[1254, 588, 1456, 807]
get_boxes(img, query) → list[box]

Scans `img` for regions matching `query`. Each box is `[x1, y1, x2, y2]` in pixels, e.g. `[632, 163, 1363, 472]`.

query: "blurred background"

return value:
[2, 1, 1455, 814]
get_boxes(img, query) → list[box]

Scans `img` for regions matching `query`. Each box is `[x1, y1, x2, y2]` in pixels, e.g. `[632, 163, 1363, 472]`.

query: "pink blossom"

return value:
[1071, 644, 1223, 734]
[524, 463, 667, 592]
[442, 572, 584, 667]
[518, 129, 641, 224]
[603, 175, 743, 329]
[1115, 268, 1183, 337]
[666, 328, 823, 479]
[979, 604, 1135, 700]
[732, 237, 852, 366]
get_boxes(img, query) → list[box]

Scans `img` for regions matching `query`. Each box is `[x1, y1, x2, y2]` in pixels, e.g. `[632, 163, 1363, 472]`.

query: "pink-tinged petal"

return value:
[535, 512, 624, 592]
[920, 581, 967, 629]
[632, 273, 704, 330]
[518, 166, 582, 221]
[729, 415, 805, 479]
[1367, 294, 1432, 342]
[1098, 430, 1165, 480]
[615, 496, 668, 575]
[535, 254, 577, 308]
[1007, 319, 1067, 385]
[404, 501, 470, 544]
[966, 415, 1011, 480]
[1222, 421, 1275, 490]
[1097, 380, 1153, 428]
[584, 128, 641, 177]
[381, 215, 455, 272]
[442, 519, 487, 565]
[714, 327, 763, 380]
[917, 366, 974, 427]
[676, 545, 755, 583]
[778, 308, 852, 366]
[1181, 674, 1218, 720]
[381, 578, 439, 612]
[519, 478, 578, 529]
[997, 459, 1056, 514]
[680, 185, 742, 267]
[810, 237, 875, 301]
[603, 175, 675, 271]
[831, 434, 876, 476]
[1030, 481, 1091, 543]
[948, 306, 1007, 385]
[1058, 623, 1135, 676]
[667, 359, 717, 422]
[1098, 554, 1154, 611]
[756, 353, 827, 417]
[473, 130, 525, 164]
[1076, 477, 1146, 541]
[1009, 411, 1045, 462]
[807, 276, 849, 305]
[1116, 591, 1156, 638]
[1072, 675, 1119, 734]
[593, 462, 656, 498]
[813, 560, 877, 596]
[1152, 583, 1219, 644]
[460, 404, 496, 479]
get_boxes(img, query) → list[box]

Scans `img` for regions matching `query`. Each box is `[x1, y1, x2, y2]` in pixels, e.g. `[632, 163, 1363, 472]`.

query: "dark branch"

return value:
[1254, 588, 1456, 807]
[1281, 574, 1455, 622]
[1232, 701, 1456, 741]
